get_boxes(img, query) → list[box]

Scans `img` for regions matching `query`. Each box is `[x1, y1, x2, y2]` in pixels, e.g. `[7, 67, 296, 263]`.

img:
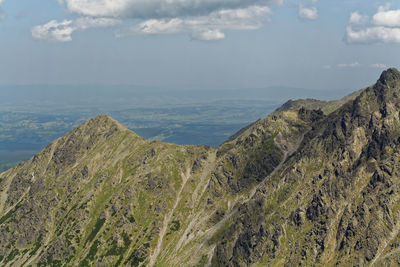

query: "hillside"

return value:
[1, 69, 400, 266]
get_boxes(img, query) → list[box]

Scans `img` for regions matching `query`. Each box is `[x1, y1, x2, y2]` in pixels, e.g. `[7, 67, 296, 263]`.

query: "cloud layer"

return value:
[323, 62, 388, 69]
[117, 6, 271, 40]
[59, 0, 281, 19]
[31, 17, 121, 42]
[32, 0, 281, 42]
[346, 5, 400, 44]
[337, 61, 360, 68]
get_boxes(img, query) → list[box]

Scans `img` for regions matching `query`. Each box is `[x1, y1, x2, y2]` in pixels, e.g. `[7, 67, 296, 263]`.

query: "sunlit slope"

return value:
[1, 69, 400, 266]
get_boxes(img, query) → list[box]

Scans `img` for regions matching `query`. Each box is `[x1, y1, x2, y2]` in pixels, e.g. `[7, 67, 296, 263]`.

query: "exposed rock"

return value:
[1, 69, 400, 267]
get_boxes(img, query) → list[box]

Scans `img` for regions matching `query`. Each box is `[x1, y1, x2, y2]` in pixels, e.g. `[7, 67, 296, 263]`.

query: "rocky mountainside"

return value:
[1, 69, 400, 266]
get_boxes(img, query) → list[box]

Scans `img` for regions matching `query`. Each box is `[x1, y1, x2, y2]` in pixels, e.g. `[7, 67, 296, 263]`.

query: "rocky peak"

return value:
[371, 68, 400, 102]
[349, 68, 400, 117]
[66, 114, 135, 145]
[84, 114, 127, 132]
[378, 67, 400, 87]
[44, 114, 137, 173]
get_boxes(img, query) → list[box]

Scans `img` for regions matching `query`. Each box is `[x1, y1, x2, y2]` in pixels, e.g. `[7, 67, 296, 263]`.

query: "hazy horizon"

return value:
[0, 1, 400, 91]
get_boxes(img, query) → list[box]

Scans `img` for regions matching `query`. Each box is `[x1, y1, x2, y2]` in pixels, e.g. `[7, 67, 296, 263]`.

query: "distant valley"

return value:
[0, 85, 350, 171]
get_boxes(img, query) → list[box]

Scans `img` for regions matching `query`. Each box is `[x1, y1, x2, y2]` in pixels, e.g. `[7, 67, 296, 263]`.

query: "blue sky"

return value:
[0, 0, 400, 91]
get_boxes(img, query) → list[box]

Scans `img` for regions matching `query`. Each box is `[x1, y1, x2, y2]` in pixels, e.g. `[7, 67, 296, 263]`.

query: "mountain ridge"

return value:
[1, 68, 400, 266]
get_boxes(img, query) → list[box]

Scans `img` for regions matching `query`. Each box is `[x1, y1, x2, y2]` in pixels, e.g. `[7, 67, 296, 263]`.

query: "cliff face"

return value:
[213, 68, 400, 266]
[1, 69, 400, 266]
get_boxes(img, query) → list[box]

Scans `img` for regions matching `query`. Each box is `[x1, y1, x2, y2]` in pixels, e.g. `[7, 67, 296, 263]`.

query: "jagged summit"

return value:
[88, 114, 119, 124]
[81, 114, 129, 133]
[52, 113, 141, 153]
[378, 67, 400, 86]
[274, 98, 327, 113]
[214, 68, 400, 266]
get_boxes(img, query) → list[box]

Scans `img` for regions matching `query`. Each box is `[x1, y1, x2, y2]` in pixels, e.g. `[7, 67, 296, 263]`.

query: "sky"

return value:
[0, 0, 400, 91]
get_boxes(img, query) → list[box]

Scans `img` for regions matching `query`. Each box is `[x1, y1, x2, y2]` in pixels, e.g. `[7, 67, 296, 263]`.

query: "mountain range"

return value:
[1, 69, 400, 266]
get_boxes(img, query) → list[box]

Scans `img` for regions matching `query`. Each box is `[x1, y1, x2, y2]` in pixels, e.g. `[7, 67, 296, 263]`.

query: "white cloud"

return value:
[371, 63, 388, 68]
[117, 5, 272, 40]
[126, 19, 184, 35]
[31, 17, 121, 42]
[192, 29, 225, 41]
[59, 0, 281, 19]
[373, 7, 400, 27]
[298, 4, 318, 20]
[346, 25, 400, 44]
[31, 20, 74, 42]
[348, 12, 369, 25]
[35, 0, 279, 41]
[345, 6, 400, 44]
[337, 62, 361, 68]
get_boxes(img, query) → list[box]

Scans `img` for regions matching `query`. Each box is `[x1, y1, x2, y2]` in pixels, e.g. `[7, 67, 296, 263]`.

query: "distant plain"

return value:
[0, 85, 351, 171]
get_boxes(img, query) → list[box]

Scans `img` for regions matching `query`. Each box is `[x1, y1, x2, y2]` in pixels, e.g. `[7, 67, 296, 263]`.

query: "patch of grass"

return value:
[87, 240, 100, 261]
[138, 191, 147, 208]
[113, 233, 133, 267]
[4, 249, 19, 264]
[85, 217, 105, 245]
[209, 218, 234, 244]
[170, 220, 180, 232]
[105, 232, 132, 257]
[125, 243, 150, 267]
[0, 202, 21, 224]
[29, 234, 43, 256]
[43, 254, 63, 267]
[196, 254, 208, 267]
[105, 240, 122, 256]
[128, 215, 136, 223]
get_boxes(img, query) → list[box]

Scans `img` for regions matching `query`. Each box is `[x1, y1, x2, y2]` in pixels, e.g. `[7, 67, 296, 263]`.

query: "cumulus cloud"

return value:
[337, 62, 361, 68]
[59, 0, 281, 19]
[298, 4, 318, 20]
[348, 12, 369, 25]
[346, 5, 400, 44]
[346, 25, 400, 44]
[373, 8, 400, 27]
[117, 5, 272, 40]
[33, 0, 280, 41]
[31, 17, 121, 42]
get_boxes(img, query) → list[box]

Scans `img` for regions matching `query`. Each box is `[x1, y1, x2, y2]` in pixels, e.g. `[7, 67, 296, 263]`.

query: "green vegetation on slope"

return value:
[2, 69, 400, 266]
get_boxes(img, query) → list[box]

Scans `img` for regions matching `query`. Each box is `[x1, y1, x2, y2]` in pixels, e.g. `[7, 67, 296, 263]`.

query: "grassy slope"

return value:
[0, 86, 364, 267]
